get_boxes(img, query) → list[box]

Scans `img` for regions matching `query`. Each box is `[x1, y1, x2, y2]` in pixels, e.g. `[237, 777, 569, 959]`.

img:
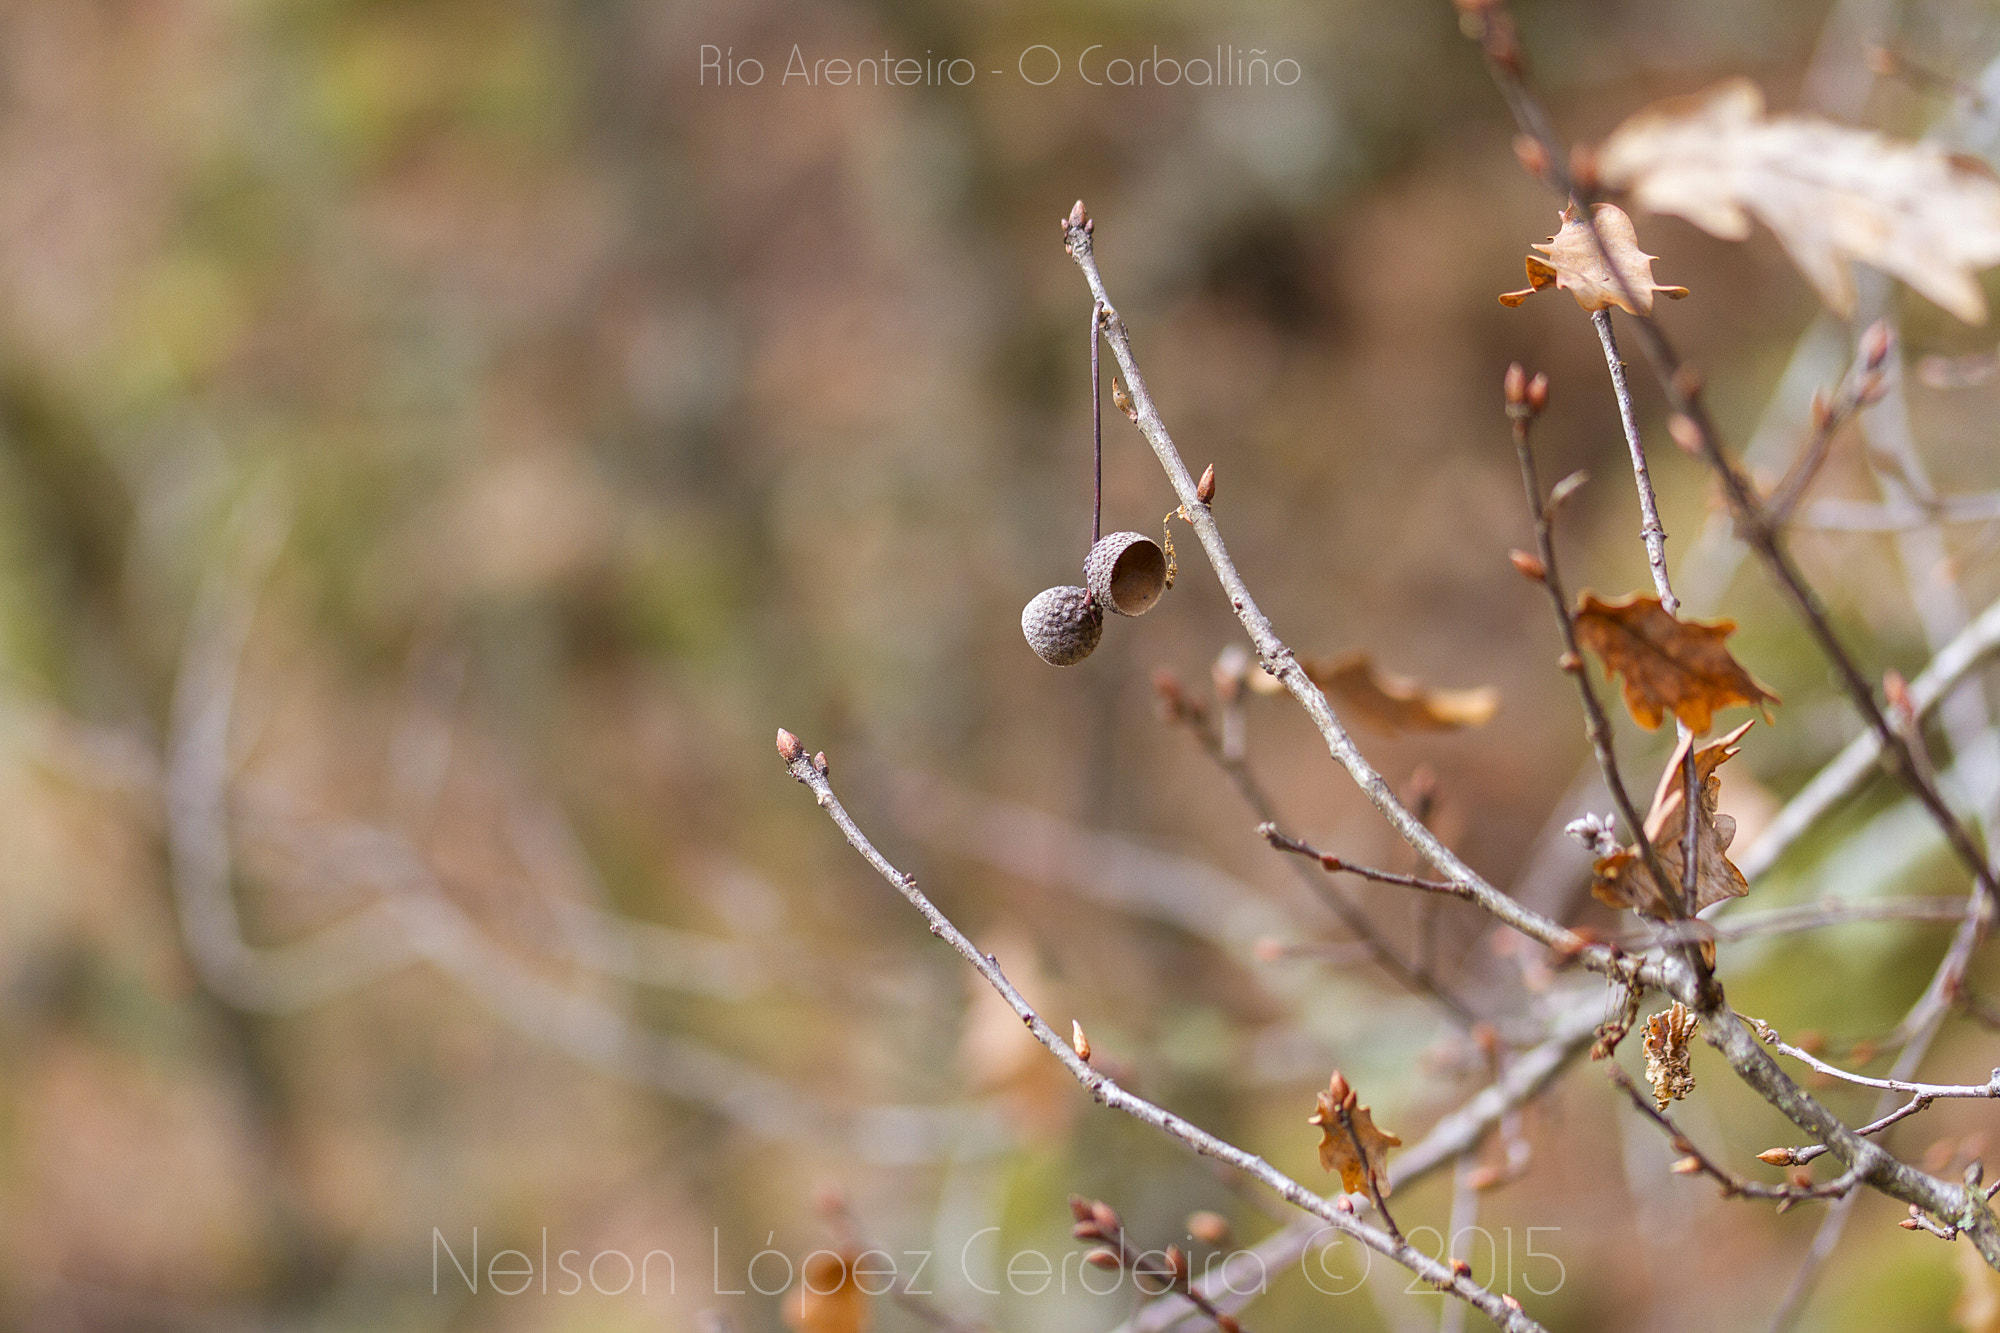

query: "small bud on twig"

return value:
[1568, 144, 1598, 193]
[1187, 1211, 1232, 1246]
[777, 729, 805, 763]
[1757, 1148, 1795, 1166]
[1085, 1248, 1121, 1271]
[1512, 134, 1551, 184]
[1508, 548, 1547, 582]
[1073, 1020, 1092, 1063]
[1197, 463, 1216, 505]
[1526, 372, 1549, 414]
[1504, 362, 1527, 407]
[1861, 318, 1894, 373]
[1671, 1156, 1703, 1175]
[812, 751, 829, 775]
[1112, 378, 1137, 421]
[1667, 413, 1704, 456]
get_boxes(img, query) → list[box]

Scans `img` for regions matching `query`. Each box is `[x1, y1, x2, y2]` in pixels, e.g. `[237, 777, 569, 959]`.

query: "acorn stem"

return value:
[1091, 301, 1104, 549]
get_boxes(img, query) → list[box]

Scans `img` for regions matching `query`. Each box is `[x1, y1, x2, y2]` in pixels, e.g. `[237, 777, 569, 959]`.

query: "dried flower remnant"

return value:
[1643, 1003, 1700, 1110]
[1499, 203, 1690, 315]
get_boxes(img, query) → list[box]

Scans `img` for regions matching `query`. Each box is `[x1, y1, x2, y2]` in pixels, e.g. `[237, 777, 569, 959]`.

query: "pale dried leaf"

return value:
[1299, 652, 1499, 734]
[1598, 78, 2000, 323]
[1499, 204, 1689, 315]
[1592, 721, 1755, 917]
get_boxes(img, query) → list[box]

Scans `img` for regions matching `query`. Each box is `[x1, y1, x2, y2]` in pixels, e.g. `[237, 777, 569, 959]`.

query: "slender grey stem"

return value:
[777, 740, 1548, 1333]
[1593, 309, 1675, 613]
[1062, 208, 1659, 992]
[1092, 301, 1104, 548]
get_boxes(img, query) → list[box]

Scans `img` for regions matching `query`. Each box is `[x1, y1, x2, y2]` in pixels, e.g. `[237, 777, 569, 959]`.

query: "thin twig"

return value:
[777, 736, 1548, 1333]
[1605, 1065, 1863, 1205]
[1592, 309, 1675, 611]
[1261, 823, 1469, 898]
[1765, 1094, 1938, 1168]
[1064, 204, 1661, 993]
[1155, 680, 1481, 1025]
[1749, 1018, 2000, 1097]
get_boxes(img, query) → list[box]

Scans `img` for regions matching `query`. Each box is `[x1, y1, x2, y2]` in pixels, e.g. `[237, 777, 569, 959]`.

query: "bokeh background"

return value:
[8, 1, 2000, 1330]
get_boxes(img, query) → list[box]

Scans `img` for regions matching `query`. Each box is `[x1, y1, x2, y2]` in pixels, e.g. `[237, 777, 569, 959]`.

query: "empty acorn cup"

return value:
[1085, 531, 1169, 616]
[1022, 585, 1104, 666]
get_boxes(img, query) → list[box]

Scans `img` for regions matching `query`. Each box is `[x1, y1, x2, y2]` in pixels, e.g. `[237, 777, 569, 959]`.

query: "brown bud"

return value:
[1092, 1201, 1122, 1237]
[1165, 1245, 1188, 1281]
[1527, 372, 1550, 413]
[1671, 364, 1704, 399]
[1512, 134, 1550, 183]
[1067, 200, 1089, 231]
[812, 751, 829, 775]
[1861, 318, 1894, 372]
[1558, 651, 1582, 673]
[1502, 1294, 1523, 1312]
[1085, 1248, 1121, 1271]
[1671, 1156, 1703, 1175]
[1857, 370, 1888, 406]
[1196, 463, 1216, 505]
[1335, 1196, 1354, 1214]
[1112, 378, 1137, 421]
[1899, 1218, 1922, 1230]
[1790, 1168, 1815, 1189]
[1069, 1195, 1095, 1223]
[1568, 144, 1599, 194]
[1325, 1069, 1351, 1108]
[1509, 548, 1547, 581]
[1072, 1020, 1092, 1063]
[1504, 362, 1528, 407]
[1667, 413, 1704, 455]
[1187, 1211, 1231, 1247]
[1757, 1148, 1795, 1166]
[1463, 1164, 1506, 1191]
[1450, 1257, 1471, 1278]
[777, 729, 805, 763]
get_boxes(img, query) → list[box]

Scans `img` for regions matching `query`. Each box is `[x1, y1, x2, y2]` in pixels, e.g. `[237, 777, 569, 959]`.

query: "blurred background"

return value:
[9, 0, 2000, 1330]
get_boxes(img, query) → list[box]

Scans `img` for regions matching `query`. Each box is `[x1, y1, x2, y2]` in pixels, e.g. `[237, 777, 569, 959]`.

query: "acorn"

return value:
[1085, 532, 1168, 616]
[1022, 585, 1104, 665]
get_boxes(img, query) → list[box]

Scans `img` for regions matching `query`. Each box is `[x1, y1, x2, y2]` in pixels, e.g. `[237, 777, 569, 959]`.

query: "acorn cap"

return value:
[1085, 532, 1168, 616]
[1022, 585, 1104, 666]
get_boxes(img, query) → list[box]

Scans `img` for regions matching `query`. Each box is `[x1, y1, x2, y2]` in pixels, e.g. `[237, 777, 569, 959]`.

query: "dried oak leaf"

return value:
[787, 1249, 870, 1333]
[1597, 78, 2000, 324]
[1499, 203, 1690, 315]
[1592, 720, 1755, 917]
[1245, 650, 1499, 734]
[1573, 591, 1777, 734]
[1642, 1002, 1700, 1110]
[1309, 1075, 1401, 1198]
